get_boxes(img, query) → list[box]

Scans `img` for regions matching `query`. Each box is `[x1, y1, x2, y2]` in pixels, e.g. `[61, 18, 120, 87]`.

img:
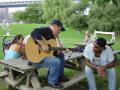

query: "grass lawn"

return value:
[0, 24, 120, 90]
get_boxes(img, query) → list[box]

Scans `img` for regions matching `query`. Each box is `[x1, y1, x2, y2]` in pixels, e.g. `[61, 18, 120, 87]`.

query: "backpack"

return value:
[2, 37, 12, 54]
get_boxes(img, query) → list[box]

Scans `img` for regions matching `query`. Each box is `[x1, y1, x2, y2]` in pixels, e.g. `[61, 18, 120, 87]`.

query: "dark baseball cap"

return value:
[95, 38, 107, 49]
[50, 19, 65, 31]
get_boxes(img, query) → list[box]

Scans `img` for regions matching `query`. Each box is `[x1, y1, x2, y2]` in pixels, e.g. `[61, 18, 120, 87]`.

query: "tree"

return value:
[13, 0, 89, 29]
[62, 0, 89, 29]
[83, 0, 120, 6]
[42, 0, 72, 22]
[88, 3, 120, 33]
[13, 11, 24, 22]
[13, 3, 44, 23]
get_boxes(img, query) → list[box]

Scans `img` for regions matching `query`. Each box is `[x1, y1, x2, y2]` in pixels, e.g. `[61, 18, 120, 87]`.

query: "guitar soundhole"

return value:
[38, 44, 41, 54]
[53, 51, 58, 56]
[35, 40, 38, 44]
[34, 40, 41, 54]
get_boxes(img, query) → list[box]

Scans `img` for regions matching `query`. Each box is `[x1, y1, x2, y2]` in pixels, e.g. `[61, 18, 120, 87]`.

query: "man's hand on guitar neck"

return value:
[35, 39, 50, 52]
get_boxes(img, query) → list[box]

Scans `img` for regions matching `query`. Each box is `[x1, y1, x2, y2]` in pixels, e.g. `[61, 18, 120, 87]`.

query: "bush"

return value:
[88, 3, 120, 33]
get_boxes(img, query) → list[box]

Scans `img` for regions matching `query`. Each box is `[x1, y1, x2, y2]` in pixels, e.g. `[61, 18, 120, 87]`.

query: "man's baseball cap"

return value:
[95, 38, 107, 49]
[50, 19, 65, 31]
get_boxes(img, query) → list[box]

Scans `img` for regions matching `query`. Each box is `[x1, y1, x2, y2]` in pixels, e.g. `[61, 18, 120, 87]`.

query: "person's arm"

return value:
[84, 58, 98, 70]
[21, 44, 27, 59]
[31, 28, 50, 52]
[84, 44, 98, 70]
[31, 28, 43, 40]
[56, 37, 63, 47]
[96, 60, 116, 77]
[105, 46, 116, 69]
[104, 60, 116, 69]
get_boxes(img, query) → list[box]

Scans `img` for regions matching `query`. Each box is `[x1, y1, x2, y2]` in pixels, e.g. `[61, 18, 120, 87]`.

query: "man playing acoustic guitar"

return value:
[26, 19, 69, 88]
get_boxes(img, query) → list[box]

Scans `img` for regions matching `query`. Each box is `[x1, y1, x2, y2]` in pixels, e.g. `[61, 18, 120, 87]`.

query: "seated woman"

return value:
[4, 34, 24, 60]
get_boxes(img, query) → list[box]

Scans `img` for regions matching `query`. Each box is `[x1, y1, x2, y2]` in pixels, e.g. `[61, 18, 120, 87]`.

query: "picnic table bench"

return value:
[64, 52, 84, 71]
[0, 52, 85, 90]
[0, 59, 41, 90]
[74, 41, 114, 48]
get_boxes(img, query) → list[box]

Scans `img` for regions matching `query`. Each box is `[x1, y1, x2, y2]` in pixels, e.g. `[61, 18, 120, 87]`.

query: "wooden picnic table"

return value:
[64, 52, 85, 71]
[74, 41, 114, 48]
[0, 52, 85, 90]
[0, 59, 41, 90]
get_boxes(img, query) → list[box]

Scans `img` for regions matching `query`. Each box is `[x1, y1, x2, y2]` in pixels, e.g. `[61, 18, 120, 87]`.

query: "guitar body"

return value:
[25, 36, 57, 63]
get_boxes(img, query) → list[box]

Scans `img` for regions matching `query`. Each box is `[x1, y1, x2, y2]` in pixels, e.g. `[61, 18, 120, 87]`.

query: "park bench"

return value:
[93, 31, 115, 42]
[0, 52, 86, 90]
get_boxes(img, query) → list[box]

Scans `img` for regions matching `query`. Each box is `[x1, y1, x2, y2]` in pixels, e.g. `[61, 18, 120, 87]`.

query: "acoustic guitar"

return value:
[25, 36, 78, 63]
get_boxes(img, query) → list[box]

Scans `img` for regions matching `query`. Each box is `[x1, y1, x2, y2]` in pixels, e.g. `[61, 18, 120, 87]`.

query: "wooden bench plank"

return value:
[0, 71, 9, 78]
[4, 75, 26, 87]
[41, 72, 86, 90]
[19, 85, 34, 90]
[113, 50, 120, 61]
[30, 75, 41, 89]
[65, 52, 84, 61]
[113, 50, 120, 55]
[62, 72, 85, 89]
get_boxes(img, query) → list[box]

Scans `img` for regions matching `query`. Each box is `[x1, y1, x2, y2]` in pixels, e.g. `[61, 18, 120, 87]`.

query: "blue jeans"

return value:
[85, 66, 116, 90]
[31, 53, 65, 84]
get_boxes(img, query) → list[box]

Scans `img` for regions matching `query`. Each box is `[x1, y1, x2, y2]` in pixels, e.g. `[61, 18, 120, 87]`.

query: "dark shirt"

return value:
[31, 27, 55, 40]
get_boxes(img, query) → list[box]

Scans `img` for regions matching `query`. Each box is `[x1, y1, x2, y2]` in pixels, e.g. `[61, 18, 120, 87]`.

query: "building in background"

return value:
[0, 0, 41, 21]
[0, 8, 9, 21]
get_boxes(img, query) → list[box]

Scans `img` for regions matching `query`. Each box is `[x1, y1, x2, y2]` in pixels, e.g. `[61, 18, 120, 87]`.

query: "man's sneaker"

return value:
[48, 83, 63, 88]
[59, 76, 70, 82]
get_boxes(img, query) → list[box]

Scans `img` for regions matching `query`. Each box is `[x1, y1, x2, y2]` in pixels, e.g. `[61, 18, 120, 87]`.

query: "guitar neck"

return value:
[50, 47, 76, 51]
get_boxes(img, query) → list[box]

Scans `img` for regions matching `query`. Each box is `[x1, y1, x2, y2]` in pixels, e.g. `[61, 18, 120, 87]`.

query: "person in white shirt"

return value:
[84, 37, 116, 90]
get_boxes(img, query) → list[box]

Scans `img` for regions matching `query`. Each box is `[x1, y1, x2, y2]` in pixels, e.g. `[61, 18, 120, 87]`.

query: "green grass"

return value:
[0, 24, 120, 90]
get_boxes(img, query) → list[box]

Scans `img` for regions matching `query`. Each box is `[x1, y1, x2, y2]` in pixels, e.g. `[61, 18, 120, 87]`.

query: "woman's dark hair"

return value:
[11, 34, 23, 44]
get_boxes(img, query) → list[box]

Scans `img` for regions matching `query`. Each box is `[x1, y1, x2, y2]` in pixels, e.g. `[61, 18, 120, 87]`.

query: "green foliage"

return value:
[12, 0, 120, 32]
[67, 14, 88, 29]
[42, 0, 89, 29]
[88, 3, 120, 32]
[12, 0, 89, 29]
[62, 1, 89, 29]
[13, 11, 23, 22]
[88, 0, 120, 6]
[42, 0, 72, 22]
[13, 3, 44, 23]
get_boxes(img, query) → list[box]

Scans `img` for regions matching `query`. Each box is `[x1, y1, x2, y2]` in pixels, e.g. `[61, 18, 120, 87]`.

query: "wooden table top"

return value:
[0, 59, 35, 73]
[74, 41, 114, 47]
